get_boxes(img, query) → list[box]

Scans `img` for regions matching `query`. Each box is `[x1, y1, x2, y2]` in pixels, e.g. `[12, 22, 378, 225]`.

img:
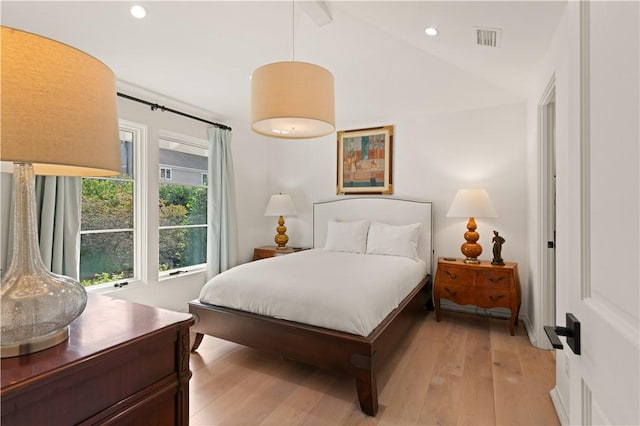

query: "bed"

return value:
[188, 197, 433, 416]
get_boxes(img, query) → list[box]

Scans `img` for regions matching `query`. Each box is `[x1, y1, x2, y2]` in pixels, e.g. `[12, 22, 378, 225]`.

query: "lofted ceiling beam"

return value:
[299, 1, 333, 27]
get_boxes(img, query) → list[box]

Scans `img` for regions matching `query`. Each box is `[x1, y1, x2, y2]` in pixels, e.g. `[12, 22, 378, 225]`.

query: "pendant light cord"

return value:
[292, 0, 295, 61]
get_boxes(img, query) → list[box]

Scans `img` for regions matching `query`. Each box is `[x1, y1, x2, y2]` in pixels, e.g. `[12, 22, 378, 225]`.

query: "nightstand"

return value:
[252, 246, 309, 261]
[434, 257, 521, 335]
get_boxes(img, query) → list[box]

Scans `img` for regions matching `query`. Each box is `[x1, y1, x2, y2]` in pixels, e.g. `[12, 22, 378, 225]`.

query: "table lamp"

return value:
[446, 188, 497, 264]
[264, 194, 297, 249]
[0, 27, 120, 357]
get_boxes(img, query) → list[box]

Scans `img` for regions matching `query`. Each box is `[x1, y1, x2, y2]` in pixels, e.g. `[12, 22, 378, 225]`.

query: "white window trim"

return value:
[88, 120, 148, 293]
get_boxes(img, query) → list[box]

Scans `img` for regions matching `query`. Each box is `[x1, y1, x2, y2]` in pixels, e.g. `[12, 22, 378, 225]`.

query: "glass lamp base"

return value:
[1, 164, 87, 358]
[0, 326, 69, 358]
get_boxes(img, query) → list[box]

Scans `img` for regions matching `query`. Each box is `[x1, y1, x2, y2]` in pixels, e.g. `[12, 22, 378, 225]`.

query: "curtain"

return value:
[35, 176, 82, 279]
[0, 173, 14, 274]
[207, 127, 239, 280]
[1, 174, 81, 279]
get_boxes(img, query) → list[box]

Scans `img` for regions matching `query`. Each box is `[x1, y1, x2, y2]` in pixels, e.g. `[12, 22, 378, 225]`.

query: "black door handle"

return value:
[544, 313, 581, 355]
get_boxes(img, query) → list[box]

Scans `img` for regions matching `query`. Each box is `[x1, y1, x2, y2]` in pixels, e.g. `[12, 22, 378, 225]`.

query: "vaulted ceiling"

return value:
[2, 1, 566, 128]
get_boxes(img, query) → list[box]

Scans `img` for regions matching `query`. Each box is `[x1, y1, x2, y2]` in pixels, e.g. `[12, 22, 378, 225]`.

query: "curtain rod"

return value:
[116, 92, 232, 131]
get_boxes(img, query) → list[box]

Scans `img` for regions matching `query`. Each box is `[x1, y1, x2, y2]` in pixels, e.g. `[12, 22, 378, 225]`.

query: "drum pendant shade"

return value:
[251, 61, 335, 139]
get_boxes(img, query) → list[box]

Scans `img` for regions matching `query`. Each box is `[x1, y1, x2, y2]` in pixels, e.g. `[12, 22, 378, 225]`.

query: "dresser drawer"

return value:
[475, 269, 513, 288]
[438, 266, 475, 286]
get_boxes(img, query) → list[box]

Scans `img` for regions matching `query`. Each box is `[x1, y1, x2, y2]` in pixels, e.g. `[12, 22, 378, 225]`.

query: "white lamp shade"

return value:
[447, 189, 498, 218]
[251, 61, 335, 139]
[0, 26, 120, 176]
[264, 194, 297, 217]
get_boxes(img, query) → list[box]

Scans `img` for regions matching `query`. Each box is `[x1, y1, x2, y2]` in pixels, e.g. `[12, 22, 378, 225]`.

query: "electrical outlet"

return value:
[565, 352, 570, 378]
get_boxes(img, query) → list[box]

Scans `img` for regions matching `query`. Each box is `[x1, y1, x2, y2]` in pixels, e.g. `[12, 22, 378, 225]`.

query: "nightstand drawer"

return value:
[473, 288, 511, 309]
[475, 269, 512, 288]
[439, 266, 475, 286]
[438, 284, 510, 309]
[438, 283, 472, 303]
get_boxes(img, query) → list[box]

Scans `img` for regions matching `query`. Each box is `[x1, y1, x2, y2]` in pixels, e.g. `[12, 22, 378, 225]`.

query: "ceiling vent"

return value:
[474, 27, 502, 48]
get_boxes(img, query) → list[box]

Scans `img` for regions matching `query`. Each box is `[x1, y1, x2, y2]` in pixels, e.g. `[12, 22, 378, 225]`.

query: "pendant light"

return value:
[251, 1, 335, 139]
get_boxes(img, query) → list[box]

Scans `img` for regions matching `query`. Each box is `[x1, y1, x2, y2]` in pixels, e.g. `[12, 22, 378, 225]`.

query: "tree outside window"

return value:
[80, 129, 135, 286]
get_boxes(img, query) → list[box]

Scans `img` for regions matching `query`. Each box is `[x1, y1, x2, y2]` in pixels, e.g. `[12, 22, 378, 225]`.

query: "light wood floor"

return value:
[189, 310, 560, 425]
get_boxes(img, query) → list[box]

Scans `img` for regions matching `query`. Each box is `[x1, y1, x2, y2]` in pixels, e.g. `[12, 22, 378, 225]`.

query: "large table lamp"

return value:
[447, 188, 497, 264]
[264, 194, 297, 249]
[0, 27, 120, 357]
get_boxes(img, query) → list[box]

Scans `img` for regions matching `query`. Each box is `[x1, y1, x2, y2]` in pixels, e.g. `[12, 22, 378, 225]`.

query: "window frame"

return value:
[83, 120, 147, 292]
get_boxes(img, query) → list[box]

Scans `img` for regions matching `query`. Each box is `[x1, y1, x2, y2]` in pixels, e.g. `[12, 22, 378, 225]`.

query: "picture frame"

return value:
[337, 125, 393, 195]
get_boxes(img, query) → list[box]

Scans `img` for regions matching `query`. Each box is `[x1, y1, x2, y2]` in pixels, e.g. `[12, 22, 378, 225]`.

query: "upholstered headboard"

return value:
[313, 198, 433, 273]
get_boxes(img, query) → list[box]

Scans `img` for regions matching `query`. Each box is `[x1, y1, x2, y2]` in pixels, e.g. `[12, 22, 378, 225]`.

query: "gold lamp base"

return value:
[274, 215, 289, 249]
[460, 217, 482, 263]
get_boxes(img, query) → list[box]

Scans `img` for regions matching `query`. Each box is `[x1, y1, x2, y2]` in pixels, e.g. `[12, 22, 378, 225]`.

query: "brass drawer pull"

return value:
[488, 277, 506, 284]
[445, 270, 458, 280]
[444, 287, 457, 297]
[489, 294, 506, 301]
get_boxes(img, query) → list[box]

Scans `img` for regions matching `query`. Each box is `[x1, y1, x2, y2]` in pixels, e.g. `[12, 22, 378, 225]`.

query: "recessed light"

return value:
[130, 5, 146, 19]
[424, 27, 439, 36]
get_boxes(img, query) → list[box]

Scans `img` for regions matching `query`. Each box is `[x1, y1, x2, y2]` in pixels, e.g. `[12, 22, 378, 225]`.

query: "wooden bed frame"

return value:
[189, 198, 433, 416]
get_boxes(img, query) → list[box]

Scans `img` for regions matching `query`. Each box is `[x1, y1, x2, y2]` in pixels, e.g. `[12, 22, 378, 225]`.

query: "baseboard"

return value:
[522, 314, 538, 346]
[550, 387, 569, 425]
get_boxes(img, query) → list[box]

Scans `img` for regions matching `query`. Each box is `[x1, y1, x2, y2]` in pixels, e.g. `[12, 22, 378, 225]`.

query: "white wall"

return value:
[265, 103, 530, 318]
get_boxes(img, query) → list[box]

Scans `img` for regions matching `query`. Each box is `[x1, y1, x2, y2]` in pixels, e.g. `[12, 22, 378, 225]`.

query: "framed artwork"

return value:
[337, 125, 393, 195]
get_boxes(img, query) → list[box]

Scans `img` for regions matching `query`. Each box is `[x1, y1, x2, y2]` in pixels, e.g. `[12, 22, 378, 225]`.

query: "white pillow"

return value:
[366, 222, 421, 258]
[324, 219, 369, 253]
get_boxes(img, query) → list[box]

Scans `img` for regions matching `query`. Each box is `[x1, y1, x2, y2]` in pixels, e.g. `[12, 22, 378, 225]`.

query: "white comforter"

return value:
[198, 249, 427, 336]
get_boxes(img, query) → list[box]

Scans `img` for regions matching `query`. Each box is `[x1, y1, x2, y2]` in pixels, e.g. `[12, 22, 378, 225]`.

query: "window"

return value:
[160, 167, 172, 181]
[158, 137, 208, 273]
[80, 128, 136, 287]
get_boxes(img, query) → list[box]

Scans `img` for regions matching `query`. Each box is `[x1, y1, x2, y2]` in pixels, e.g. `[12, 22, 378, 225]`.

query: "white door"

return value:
[561, 1, 639, 424]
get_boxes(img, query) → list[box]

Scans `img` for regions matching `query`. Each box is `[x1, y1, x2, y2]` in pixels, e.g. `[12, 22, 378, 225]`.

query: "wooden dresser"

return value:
[434, 257, 521, 335]
[1, 293, 194, 425]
